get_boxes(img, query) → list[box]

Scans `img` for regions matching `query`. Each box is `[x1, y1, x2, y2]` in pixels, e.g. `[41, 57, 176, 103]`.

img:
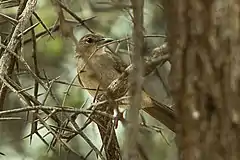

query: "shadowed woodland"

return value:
[1, 0, 240, 160]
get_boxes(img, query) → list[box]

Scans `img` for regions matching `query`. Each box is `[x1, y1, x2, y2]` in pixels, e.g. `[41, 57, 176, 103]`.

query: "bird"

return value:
[75, 34, 121, 94]
[75, 33, 176, 132]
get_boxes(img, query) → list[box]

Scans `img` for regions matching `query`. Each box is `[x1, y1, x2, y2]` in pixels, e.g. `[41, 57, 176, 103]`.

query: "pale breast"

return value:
[76, 53, 120, 96]
[91, 54, 120, 86]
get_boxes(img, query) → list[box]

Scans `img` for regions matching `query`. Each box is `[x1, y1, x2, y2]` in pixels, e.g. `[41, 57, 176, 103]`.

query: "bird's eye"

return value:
[86, 38, 93, 43]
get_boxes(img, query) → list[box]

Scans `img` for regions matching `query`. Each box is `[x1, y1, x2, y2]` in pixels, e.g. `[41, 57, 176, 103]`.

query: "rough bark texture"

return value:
[0, 0, 37, 110]
[123, 0, 144, 159]
[165, 0, 240, 160]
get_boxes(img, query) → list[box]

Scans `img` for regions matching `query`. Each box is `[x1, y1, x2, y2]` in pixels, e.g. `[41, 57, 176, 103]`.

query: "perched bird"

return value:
[76, 34, 121, 93]
[75, 33, 176, 132]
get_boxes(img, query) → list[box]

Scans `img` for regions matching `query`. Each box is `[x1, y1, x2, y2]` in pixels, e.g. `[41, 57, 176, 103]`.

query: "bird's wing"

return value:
[142, 61, 176, 131]
[143, 61, 172, 104]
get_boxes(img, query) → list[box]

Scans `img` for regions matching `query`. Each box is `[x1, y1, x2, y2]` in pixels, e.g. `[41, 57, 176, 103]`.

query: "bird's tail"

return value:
[141, 91, 176, 132]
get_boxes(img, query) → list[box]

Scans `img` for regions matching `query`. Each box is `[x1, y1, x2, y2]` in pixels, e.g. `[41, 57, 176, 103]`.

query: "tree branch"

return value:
[0, 0, 37, 110]
[123, 0, 144, 159]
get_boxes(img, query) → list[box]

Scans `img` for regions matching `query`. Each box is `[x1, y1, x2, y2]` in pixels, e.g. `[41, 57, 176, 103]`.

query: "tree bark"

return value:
[165, 0, 240, 159]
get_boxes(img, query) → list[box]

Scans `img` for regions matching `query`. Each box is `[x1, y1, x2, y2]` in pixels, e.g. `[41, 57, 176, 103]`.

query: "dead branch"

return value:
[0, 0, 37, 110]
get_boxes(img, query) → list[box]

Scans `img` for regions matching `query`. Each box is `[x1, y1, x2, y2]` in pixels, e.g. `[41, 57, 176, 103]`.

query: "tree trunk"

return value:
[164, 1, 240, 159]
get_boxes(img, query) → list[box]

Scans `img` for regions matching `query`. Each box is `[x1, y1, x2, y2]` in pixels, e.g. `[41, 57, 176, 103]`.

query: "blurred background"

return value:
[0, 0, 176, 159]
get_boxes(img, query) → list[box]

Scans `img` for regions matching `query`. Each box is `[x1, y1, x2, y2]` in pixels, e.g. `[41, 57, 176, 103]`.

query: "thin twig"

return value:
[33, 12, 54, 39]
[0, 105, 113, 118]
[55, 0, 94, 33]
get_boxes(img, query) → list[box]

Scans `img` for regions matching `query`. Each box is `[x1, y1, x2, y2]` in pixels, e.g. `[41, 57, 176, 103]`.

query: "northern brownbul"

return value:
[75, 33, 175, 132]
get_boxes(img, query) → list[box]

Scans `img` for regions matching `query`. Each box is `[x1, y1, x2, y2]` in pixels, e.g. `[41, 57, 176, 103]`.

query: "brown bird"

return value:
[76, 34, 120, 93]
[75, 33, 176, 132]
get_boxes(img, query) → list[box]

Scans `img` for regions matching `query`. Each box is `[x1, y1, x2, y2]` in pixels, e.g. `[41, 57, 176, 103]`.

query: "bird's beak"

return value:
[99, 37, 114, 45]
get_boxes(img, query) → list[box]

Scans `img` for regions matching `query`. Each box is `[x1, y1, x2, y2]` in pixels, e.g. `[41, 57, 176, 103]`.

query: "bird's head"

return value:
[76, 34, 113, 57]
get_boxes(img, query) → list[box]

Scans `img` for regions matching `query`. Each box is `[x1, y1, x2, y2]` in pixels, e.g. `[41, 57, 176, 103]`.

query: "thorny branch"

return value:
[0, 0, 37, 110]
